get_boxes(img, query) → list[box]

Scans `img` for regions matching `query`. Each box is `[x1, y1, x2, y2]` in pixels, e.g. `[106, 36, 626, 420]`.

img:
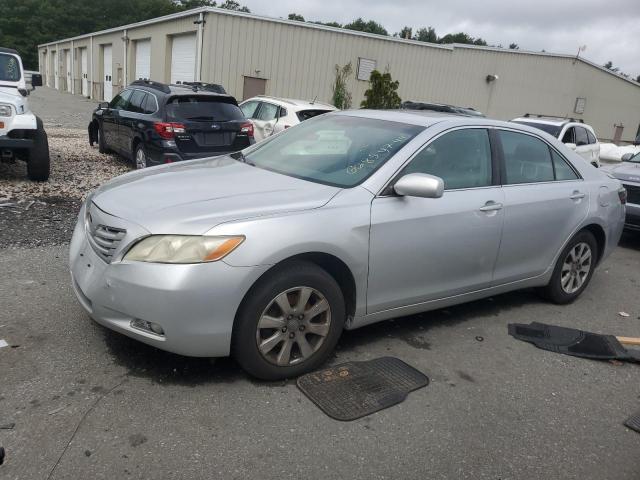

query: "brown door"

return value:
[243, 76, 266, 100]
[613, 124, 624, 144]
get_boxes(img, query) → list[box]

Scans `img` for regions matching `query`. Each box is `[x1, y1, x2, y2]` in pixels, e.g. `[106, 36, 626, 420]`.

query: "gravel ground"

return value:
[0, 127, 130, 247]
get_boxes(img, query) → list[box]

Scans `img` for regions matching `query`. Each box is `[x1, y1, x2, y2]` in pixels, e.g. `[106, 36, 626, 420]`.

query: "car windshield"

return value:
[512, 121, 561, 138]
[0, 53, 21, 82]
[165, 96, 244, 122]
[242, 115, 423, 188]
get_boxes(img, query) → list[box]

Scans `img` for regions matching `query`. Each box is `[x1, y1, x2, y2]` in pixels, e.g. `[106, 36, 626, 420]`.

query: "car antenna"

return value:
[311, 95, 317, 105]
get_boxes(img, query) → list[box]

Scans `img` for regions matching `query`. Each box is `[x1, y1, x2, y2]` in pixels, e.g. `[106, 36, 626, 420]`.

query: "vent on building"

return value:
[574, 97, 586, 114]
[357, 58, 377, 81]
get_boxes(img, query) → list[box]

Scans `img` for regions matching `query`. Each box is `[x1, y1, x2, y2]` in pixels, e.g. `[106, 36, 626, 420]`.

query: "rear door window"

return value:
[165, 96, 244, 122]
[499, 130, 555, 184]
[551, 150, 579, 181]
[561, 127, 575, 143]
[586, 129, 597, 144]
[127, 90, 147, 113]
[575, 127, 589, 146]
[296, 109, 333, 122]
[143, 94, 158, 114]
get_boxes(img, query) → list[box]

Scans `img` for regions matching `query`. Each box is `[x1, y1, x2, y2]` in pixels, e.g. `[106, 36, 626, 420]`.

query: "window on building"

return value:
[400, 129, 492, 190]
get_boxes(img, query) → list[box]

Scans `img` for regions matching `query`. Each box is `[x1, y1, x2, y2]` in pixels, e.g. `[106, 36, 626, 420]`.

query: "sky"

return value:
[239, 0, 640, 79]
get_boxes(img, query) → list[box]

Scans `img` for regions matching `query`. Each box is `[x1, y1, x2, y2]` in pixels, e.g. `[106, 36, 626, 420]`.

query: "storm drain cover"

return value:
[624, 410, 640, 434]
[297, 357, 429, 421]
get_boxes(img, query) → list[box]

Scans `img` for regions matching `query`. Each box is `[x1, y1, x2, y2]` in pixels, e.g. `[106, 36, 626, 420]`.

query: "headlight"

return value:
[123, 235, 245, 264]
[0, 104, 12, 117]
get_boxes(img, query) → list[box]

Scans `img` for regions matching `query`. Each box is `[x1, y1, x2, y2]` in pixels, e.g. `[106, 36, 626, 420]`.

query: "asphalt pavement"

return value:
[1, 233, 639, 480]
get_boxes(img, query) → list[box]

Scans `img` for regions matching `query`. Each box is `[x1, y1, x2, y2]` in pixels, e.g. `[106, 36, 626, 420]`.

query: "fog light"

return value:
[130, 318, 165, 336]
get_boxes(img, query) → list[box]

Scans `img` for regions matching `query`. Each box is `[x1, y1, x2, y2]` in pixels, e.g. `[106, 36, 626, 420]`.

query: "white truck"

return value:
[0, 47, 50, 181]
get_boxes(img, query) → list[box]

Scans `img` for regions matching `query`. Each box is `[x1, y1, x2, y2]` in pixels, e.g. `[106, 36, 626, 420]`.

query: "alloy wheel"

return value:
[560, 242, 592, 294]
[255, 286, 331, 366]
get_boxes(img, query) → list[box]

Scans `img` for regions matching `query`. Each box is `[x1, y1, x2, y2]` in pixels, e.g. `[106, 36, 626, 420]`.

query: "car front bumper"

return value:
[0, 135, 33, 150]
[68, 207, 269, 357]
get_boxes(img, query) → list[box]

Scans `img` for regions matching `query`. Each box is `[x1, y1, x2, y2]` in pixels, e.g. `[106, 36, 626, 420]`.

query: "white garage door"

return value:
[135, 39, 151, 80]
[103, 45, 112, 102]
[170, 33, 196, 84]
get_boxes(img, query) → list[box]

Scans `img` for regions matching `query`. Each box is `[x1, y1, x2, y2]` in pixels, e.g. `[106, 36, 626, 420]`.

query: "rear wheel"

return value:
[134, 143, 148, 169]
[27, 118, 50, 181]
[233, 261, 345, 380]
[540, 230, 598, 304]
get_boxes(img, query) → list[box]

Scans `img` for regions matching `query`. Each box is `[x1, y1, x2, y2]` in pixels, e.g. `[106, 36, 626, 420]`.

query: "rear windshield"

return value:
[0, 53, 21, 82]
[512, 121, 561, 138]
[165, 96, 244, 122]
[296, 109, 333, 122]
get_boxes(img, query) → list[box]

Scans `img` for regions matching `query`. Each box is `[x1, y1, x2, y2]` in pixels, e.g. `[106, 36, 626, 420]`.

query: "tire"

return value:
[233, 261, 345, 380]
[98, 124, 108, 154]
[540, 230, 598, 304]
[27, 118, 50, 181]
[134, 142, 148, 169]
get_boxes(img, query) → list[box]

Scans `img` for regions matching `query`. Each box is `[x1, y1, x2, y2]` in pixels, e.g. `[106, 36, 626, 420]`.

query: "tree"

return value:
[397, 26, 413, 39]
[415, 27, 437, 43]
[361, 70, 401, 109]
[331, 62, 353, 109]
[288, 13, 305, 21]
[344, 18, 388, 36]
[313, 21, 343, 28]
[438, 32, 487, 46]
[603, 60, 619, 72]
[509, 43, 519, 50]
[215, 0, 250, 11]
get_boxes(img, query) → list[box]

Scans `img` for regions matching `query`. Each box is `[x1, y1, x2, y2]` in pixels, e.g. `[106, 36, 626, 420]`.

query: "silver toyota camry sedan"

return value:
[70, 110, 626, 379]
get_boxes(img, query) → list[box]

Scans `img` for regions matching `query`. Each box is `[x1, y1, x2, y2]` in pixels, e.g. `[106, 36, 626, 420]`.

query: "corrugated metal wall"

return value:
[38, 9, 640, 142]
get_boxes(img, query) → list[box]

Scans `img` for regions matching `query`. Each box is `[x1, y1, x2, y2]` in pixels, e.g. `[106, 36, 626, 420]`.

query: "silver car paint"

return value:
[601, 161, 640, 224]
[70, 111, 625, 357]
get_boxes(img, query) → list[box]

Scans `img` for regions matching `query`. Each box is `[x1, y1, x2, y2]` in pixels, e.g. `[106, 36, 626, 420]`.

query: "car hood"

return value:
[92, 156, 341, 234]
[600, 162, 640, 183]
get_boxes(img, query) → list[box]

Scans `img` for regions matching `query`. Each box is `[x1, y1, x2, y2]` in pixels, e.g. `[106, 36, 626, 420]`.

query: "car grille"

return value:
[623, 184, 640, 205]
[87, 222, 126, 263]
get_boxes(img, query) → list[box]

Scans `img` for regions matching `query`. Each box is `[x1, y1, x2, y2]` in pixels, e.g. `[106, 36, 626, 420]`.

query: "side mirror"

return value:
[394, 173, 444, 199]
[621, 153, 634, 162]
[565, 142, 577, 150]
[98, 102, 110, 110]
[30, 73, 43, 88]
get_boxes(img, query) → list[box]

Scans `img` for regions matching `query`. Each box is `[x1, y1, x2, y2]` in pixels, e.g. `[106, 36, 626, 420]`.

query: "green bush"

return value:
[360, 70, 401, 109]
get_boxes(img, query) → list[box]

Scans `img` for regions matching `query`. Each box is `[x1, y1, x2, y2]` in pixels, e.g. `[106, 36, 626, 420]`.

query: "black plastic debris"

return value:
[624, 410, 640, 434]
[0, 446, 5, 465]
[508, 322, 640, 363]
[297, 357, 429, 421]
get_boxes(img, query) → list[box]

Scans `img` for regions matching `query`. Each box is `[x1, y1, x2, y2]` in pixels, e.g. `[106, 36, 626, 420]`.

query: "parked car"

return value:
[88, 80, 254, 168]
[511, 114, 600, 167]
[401, 101, 484, 117]
[239, 96, 337, 142]
[0, 47, 49, 180]
[601, 151, 640, 231]
[70, 110, 625, 379]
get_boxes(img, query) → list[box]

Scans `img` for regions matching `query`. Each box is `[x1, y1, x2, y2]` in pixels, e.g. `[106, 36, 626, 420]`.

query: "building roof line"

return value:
[37, 6, 639, 88]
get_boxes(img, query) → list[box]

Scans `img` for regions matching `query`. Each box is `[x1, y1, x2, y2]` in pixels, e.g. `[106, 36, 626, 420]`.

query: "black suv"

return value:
[88, 80, 254, 168]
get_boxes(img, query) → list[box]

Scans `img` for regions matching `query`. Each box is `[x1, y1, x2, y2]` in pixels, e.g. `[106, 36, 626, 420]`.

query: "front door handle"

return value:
[570, 191, 586, 200]
[479, 201, 503, 212]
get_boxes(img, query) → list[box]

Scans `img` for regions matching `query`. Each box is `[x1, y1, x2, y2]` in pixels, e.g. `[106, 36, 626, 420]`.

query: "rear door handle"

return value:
[479, 201, 503, 212]
[570, 191, 586, 200]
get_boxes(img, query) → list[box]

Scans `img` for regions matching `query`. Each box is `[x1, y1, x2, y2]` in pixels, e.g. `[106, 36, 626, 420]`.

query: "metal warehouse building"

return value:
[37, 6, 640, 142]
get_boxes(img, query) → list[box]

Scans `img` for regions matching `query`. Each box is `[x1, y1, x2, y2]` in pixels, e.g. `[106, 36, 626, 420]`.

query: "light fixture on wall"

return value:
[486, 74, 499, 83]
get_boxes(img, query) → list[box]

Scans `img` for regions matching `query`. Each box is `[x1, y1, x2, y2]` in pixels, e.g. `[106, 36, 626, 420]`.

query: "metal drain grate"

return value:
[297, 357, 429, 421]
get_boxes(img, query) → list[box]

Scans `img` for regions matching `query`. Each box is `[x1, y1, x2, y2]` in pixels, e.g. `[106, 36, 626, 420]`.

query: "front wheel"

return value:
[233, 261, 345, 380]
[27, 118, 50, 181]
[540, 230, 598, 304]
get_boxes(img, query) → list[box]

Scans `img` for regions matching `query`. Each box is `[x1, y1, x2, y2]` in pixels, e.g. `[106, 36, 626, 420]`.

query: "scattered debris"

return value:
[0, 423, 15, 430]
[624, 410, 640, 434]
[619, 312, 630, 318]
[475, 336, 484, 342]
[0, 340, 8, 348]
[47, 406, 66, 416]
[0, 446, 4, 465]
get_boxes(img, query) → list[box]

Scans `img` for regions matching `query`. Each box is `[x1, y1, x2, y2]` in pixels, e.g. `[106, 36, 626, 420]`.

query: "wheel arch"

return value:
[232, 251, 358, 336]
[580, 223, 606, 265]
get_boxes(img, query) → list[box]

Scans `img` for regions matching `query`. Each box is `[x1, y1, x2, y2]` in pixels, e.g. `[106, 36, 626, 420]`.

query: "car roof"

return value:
[334, 109, 509, 128]
[512, 117, 595, 132]
[0, 47, 19, 56]
[244, 95, 336, 110]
